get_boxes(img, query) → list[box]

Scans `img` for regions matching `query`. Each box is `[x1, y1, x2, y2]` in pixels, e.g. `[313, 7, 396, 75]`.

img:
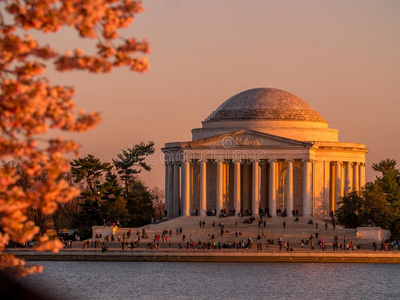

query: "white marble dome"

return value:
[205, 88, 327, 123]
[192, 87, 339, 142]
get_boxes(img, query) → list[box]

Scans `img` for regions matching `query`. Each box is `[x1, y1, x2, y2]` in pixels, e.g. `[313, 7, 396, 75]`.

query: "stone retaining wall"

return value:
[10, 250, 400, 264]
[356, 227, 391, 241]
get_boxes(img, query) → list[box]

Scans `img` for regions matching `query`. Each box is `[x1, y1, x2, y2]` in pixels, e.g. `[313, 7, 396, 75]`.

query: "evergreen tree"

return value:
[70, 155, 112, 193]
[70, 153, 155, 230]
[100, 171, 123, 200]
[362, 183, 397, 229]
[372, 158, 400, 205]
[125, 177, 154, 227]
[99, 171, 129, 226]
[113, 142, 155, 196]
[372, 158, 400, 237]
[75, 199, 103, 229]
[70, 156, 116, 230]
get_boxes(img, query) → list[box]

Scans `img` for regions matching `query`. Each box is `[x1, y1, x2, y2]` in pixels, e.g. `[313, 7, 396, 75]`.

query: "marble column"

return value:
[345, 162, 353, 194]
[173, 162, 180, 217]
[216, 160, 223, 215]
[360, 163, 366, 189]
[285, 160, 294, 214]
[252, 160, 259, 216]
[181, 160, 190, 217]
[323, 161, 331, 215]
[234, 160, 241, 216]
[164, 163, 169, 218]
[340, 164, 345, 198]
[303, 160, 312, 216]
[167, 162, 174, 217]
[329, 162, 335, 212]
[334, 161, 342, 211]
[269, 160, 277, 217]
[199, 160, 207, 217]
[353, 162, 360, 192]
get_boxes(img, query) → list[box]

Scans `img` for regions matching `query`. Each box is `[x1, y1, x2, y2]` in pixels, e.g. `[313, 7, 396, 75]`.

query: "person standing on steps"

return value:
[283, 221, 286, 229]
[265, 242, 269, 251]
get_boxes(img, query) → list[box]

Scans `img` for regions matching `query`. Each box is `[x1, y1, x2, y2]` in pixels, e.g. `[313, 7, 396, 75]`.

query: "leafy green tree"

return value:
[103, 197, 130, 227]
[391, 222, 400, 240]
[372, 158, 400, 238]
[336, 191, 364, 228]
[75, 199, 103, 229]
[113, 142, 155, 196]
[337, 183, 398, 231]
[362, 183, 397, 229]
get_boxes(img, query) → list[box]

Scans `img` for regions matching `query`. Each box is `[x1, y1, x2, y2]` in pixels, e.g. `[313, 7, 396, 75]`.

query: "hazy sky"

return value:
[42, 0, 400, 188]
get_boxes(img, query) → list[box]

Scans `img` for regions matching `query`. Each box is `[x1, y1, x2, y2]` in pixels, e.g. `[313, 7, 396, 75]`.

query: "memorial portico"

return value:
[163, 88, 368, 218]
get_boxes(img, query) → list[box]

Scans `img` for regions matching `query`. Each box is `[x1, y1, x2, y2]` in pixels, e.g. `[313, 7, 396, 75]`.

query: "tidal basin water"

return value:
[21, 261, 398, 299]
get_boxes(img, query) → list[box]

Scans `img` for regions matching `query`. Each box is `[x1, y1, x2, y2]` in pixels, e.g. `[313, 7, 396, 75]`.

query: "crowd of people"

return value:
[74, 216, 400, 253]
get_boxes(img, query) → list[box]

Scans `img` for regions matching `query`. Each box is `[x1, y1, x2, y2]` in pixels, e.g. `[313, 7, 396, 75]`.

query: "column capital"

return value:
[268, 159, 277, 164]
[285, 159, 294, 163]
[198, 159, 208, 164]
[232, 159, 242, 164]
[181, 153, 194, 162]
[301, 159, 313, 163]
[346, 161, 353, 166]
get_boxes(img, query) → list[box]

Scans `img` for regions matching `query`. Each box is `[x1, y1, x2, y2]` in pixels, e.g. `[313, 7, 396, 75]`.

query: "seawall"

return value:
[8, 250, 400, 264]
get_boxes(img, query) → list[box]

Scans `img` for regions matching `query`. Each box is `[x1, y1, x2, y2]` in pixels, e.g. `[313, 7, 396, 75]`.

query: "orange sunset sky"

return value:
[39, 0, 399, 189]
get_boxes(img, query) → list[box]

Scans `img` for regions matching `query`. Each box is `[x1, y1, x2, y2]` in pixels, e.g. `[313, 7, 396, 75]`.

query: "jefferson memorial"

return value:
[162, 88, 367, 218]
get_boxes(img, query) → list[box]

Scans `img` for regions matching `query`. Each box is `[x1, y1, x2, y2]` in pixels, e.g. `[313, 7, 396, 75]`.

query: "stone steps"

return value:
[88, 216, 373, 247]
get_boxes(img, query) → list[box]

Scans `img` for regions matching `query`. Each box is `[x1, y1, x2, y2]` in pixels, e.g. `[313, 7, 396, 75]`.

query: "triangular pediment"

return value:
[183, 130, 312, 148]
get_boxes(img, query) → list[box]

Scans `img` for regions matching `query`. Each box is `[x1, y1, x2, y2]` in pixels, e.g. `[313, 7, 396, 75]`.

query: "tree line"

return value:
[20, 142, 165, 240]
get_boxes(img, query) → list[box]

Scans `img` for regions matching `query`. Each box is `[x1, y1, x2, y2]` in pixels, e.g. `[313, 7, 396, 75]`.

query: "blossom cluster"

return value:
[0, 0, 149, 276]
